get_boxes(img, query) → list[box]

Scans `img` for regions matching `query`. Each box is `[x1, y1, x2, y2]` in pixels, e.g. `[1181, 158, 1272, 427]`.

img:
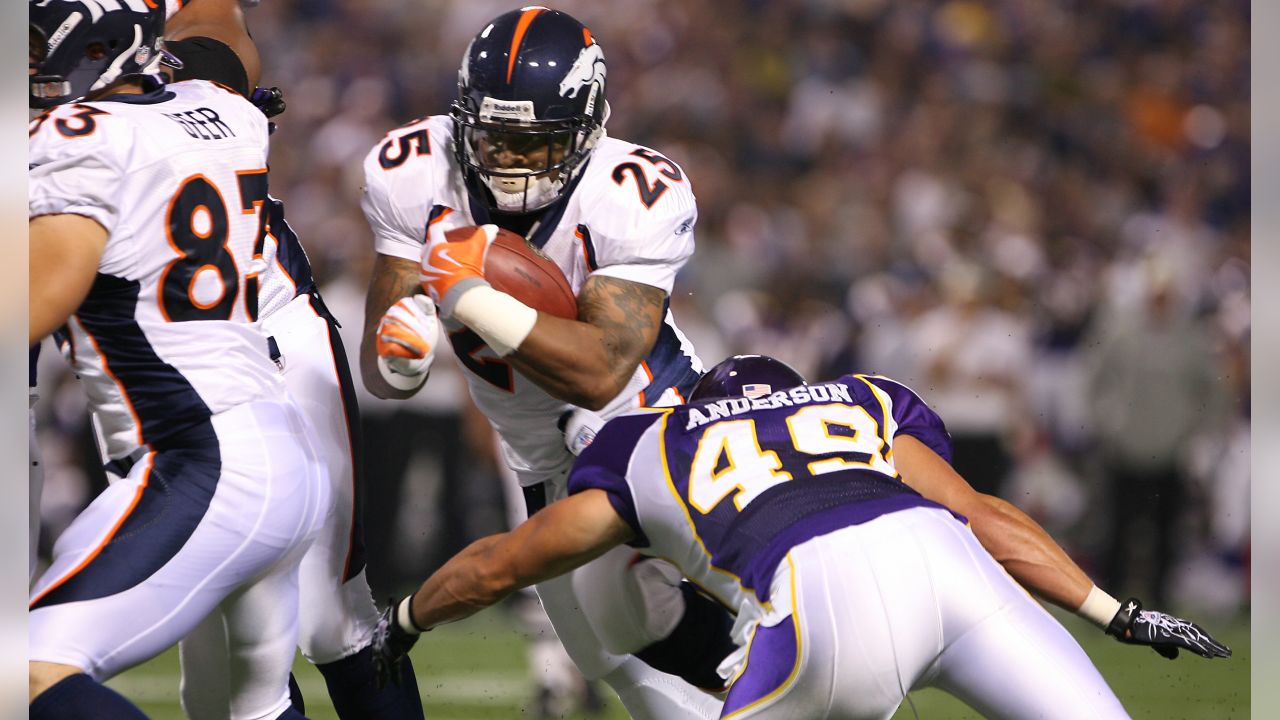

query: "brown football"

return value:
[469, 226, 578, 319]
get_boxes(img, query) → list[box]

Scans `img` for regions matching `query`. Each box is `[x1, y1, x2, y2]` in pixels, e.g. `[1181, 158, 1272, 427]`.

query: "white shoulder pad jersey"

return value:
[566, 374, 959, 611]
[254, 195, 316, 320]
[30, 80, 285, 460]
[362, 118, 703, 483]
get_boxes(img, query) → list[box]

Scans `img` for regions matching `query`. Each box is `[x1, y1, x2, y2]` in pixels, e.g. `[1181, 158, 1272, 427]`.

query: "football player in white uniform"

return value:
[28, 2, 328, 718]
[374, 355, 1232, 719]
[360, 7, 726, 719]
[153, 2, 426, 717]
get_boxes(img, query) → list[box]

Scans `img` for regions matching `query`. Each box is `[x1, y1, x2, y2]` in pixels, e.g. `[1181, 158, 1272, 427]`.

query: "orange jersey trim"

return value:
[637, 360, 655, 405]
[76, 318, 146, 448]
[29, 454, 155, 608]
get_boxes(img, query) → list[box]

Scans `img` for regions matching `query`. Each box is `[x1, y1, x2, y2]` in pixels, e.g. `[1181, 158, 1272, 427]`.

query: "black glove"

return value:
[249, 86, 286, 135]
[372, 597, 421, 689]
[250, 86, 286, 118]
[1105, 597, 1232, 660]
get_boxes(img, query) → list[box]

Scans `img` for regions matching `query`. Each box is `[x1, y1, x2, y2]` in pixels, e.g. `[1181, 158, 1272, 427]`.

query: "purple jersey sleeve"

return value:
[566, 411, 666, 548]
[862, 375, 954, 463]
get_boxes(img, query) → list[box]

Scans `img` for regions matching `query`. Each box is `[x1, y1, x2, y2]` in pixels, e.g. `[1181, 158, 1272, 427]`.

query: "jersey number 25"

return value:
[612, 148, 683, 209]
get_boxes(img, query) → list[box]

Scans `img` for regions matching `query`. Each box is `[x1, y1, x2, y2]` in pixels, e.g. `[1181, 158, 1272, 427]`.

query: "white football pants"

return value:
[530, 470, 723, 720]
[30, 398, 330, 720]
[719, 507, 1130, 719]
[181, 295, 382, 718]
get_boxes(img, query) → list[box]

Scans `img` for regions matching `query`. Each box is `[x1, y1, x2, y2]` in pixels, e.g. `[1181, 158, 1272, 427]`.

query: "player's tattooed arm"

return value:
[361, 253, 426, 399]
[509, 275, 665, 410]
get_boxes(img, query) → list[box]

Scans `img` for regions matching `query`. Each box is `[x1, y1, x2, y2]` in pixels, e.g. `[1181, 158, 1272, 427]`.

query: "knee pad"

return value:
[573, 553, 687, 655]
[635, 583, 737, 692]
[534, 571, 629, 680]
[296, 568, 380, 663]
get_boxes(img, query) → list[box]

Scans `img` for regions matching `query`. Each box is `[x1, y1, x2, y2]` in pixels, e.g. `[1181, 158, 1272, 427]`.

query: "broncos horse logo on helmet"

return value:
[29, 0, 170, 109]
[452, 6, 609, 214]
[557, 43, 605, 101]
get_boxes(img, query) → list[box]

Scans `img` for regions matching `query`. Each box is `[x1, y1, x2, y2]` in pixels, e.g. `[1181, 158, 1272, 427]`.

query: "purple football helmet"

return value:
[689, 355, 806, 402]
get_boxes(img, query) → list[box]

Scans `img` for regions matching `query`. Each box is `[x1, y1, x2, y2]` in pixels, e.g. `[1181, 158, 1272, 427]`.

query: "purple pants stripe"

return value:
[722, 615, 801, 718]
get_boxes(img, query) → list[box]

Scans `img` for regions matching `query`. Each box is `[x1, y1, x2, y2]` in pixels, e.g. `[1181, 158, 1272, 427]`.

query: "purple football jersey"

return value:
[568, 374, 960, 602]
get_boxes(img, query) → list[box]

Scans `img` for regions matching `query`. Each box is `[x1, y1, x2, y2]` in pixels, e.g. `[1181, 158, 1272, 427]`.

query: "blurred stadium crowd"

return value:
[34, 0, 1250, 616]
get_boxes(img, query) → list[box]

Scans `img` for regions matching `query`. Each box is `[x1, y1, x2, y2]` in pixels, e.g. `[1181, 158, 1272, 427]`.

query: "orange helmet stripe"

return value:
[507, 7, 547, 84]
[582, 27, 593, 46]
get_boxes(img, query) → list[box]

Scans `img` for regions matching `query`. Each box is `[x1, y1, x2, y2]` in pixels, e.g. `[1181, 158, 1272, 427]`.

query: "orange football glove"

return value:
[419, 223, 499, 317]
[375, 295, 438, 386]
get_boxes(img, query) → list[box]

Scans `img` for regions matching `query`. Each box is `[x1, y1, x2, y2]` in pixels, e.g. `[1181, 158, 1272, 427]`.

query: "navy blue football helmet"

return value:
[29, 0, 167, 109]
[690, 355, 807, 402]
[452, 6, 608, 214]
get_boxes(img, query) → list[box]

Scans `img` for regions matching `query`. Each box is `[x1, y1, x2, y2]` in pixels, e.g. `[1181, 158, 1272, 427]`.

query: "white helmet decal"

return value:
[46, 11, 83, 58]
[557, 43, 605, 101]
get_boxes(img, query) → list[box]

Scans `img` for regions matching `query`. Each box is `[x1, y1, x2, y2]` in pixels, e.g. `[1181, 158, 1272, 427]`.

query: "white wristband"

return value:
[452, 285, 538, 358]
[377, 355, 429, 391]
[397, 595, 424, 635]
[1077, 585, 1122, 629]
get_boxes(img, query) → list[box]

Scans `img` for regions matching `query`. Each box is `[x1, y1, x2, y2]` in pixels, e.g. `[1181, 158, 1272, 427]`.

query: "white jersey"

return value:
[254, 196, 313, 320]
[362, 115, 704, 483]
[29, 79, 284, 460]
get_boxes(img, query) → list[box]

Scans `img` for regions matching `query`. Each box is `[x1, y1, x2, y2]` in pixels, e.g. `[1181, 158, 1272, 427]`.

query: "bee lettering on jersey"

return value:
[684, 382, 856, 430]
[163, 108, 236, 140]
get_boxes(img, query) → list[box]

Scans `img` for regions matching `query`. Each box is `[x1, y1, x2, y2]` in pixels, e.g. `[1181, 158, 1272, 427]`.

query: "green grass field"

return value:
[111, 608, 1249, 719]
